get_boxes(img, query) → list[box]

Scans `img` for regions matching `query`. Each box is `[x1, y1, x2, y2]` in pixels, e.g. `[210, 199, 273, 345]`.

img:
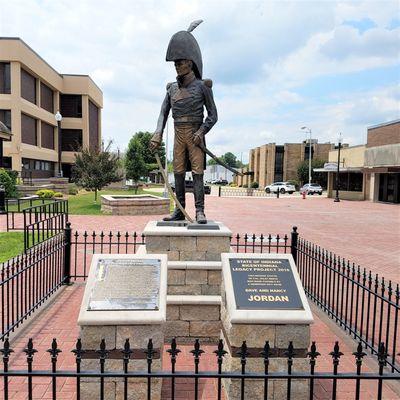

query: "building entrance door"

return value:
[378, 173, 400, 203]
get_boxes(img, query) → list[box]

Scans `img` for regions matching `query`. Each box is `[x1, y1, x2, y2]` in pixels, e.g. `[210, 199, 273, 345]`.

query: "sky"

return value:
[0, 0, 399, 163]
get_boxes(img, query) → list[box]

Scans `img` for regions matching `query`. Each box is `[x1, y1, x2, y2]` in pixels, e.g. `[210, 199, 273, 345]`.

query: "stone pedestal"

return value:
[220, 253, 313, 400]
[143, 220, 231, 261]
[78, 254, 168, 400]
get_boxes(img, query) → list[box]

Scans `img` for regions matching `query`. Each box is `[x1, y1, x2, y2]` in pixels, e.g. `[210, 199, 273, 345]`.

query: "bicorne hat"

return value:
[166, 20, 203, 79]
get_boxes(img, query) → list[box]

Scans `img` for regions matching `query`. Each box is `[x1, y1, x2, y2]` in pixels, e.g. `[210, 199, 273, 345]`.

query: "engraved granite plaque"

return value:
[230, 257, 303, 310]
[88, 258, 161, 311]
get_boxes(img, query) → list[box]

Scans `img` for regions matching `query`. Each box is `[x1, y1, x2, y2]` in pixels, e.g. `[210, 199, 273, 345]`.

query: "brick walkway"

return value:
[56, 196, 400, 283]
[2, 196, 399, 283]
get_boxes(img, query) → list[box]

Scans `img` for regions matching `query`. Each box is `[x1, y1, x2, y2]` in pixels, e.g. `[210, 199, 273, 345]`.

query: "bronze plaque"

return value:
[88, 258, 161, 311]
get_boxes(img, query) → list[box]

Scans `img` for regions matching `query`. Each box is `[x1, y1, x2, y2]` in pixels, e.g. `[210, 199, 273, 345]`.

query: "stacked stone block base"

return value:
[221, 302, 310, 400]
[79, 324, 164, 400]
[167, 265, 221, 295]
[146, 234, 230, 261]
[166, 301, 221, 343]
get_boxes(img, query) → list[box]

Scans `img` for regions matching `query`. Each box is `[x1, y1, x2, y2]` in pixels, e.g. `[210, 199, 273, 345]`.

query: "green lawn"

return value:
[67, 188, 167, 215]
[0, 232, 25, 263]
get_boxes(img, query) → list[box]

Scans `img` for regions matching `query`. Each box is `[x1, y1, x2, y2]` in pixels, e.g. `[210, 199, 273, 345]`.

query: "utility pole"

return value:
[301, 126, 312, 186]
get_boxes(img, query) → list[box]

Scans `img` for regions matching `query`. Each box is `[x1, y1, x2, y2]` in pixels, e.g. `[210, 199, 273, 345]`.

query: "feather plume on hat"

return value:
[187, 20, 203, 33]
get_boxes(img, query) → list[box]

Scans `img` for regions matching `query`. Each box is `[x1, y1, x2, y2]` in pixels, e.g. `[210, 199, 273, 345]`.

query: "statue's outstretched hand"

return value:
[193, 129, 204, 146]
[150, 132, 162, 152]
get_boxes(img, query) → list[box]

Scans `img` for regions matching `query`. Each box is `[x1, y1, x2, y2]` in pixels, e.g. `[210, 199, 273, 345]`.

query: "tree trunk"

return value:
[95, 188, 98, 202]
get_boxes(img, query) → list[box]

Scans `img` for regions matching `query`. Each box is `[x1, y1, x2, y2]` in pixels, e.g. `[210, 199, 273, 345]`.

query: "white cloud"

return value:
[0, 0, 398, 162]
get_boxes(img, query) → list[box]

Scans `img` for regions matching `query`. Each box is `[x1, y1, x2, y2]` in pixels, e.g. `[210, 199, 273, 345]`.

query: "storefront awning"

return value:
[313, 163, 363, 173]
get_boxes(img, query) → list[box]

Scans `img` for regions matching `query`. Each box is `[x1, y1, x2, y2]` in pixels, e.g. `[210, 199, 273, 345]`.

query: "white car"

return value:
[265, 182, 296, 194]
[300, 183, 323, 195]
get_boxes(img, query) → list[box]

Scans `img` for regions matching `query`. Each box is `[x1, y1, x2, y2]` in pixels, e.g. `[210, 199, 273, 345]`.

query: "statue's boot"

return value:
[163, 173, 186, 221]
[193, 173, 207, 224]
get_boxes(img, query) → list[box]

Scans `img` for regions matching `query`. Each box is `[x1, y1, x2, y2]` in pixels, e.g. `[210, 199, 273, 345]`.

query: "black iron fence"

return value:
[23, 200, 68, 251]
[0, 232, 68, 341]
[4, 197, 66, 233]
[292, 230, 400, 373]
[70, 230, 145, 280]
[1, 225, 399, 375]
[0, 337, 398, 400]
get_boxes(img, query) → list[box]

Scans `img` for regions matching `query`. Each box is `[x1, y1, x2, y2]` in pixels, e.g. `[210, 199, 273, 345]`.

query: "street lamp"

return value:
[55, 111, 62, 177]
[334, 133, 342, 203]
[301, 126, 312, 186]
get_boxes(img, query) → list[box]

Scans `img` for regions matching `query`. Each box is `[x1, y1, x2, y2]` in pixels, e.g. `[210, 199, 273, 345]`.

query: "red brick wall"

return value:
[367, 122, 400, 147]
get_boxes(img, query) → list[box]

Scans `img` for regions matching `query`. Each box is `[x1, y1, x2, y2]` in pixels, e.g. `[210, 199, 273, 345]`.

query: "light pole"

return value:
[301, 126, 312, 186]
[55, 111, 63, 177]
[334, 133, 342, 203]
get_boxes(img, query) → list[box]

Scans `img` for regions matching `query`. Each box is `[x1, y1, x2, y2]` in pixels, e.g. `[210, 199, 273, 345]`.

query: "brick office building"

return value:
[0, 38, 103, 179]
[237, 141, 334, 188]
[320, 120, 399, 203]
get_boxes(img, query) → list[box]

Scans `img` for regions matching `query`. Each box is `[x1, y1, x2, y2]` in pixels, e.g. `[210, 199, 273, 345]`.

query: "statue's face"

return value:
[175, 59, 192, 76]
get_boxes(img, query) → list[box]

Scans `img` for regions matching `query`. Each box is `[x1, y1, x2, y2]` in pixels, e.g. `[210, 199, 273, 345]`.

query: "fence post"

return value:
[291, 226, 298, 264]
[63, 221, 72, 285]
[218, 186, 221, 197]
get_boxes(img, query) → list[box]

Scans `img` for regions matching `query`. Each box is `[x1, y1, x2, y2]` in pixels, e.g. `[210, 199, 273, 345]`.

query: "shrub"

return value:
[251, 181, 259, 189]
[242, 184, 248, 188]
[68, 185, 78, 195]
[53, 192, 63, 198]
[229, 182, 238, 187]
[0, 169, 18, 198]
[36, 189, 56, 198]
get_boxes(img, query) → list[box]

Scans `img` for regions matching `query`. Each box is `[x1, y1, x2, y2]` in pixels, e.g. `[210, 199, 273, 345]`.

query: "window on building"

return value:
[21, 113, 37, 146]
[22, 158, 54, 177]
[0, 110, 11, 130]
[21, 69, 37, 104]
[60, 94, 82, 118]
[40, 82, 54, 113]
[0, 63, 11, 94]
[274, 146, 284, 182]
[41, 121, 55, 150]
[334, 172, 363, 192]
[89, 100, 99, 150]
[304, 144, 314, 161]
[1, 157, 12, 169]
[61, 129, 82, 151]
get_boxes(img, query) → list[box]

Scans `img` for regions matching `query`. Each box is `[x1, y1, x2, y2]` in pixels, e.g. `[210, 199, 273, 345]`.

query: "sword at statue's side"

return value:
[196, 143, 252, 176]
[153, 152, 194, 223]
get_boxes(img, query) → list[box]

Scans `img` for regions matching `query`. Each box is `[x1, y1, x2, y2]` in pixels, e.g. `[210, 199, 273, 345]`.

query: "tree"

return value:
[223, 152, 238, 168]
[134, 132, 166, 177]
[125, 134, 147, 193]
[207, 152, 239, 168]
[72, 141, 122, 201]
[297, 159, 327, 187]
[0, 168, 18, 198]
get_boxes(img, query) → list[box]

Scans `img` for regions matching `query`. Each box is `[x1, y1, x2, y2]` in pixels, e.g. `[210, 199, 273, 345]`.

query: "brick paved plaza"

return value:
[61, 195, 399, 282]
[1, 195, 399, 399]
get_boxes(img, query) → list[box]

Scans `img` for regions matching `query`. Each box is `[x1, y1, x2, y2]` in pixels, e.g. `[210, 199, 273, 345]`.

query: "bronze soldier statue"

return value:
[150, 20, 218, 224]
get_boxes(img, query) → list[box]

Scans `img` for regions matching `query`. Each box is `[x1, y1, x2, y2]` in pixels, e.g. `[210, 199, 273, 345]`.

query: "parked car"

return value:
[265, 182, 296, 194]
[171, 180, 211, 195]
[300, 183, 323, 195]
[211, 179, 229, 185]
